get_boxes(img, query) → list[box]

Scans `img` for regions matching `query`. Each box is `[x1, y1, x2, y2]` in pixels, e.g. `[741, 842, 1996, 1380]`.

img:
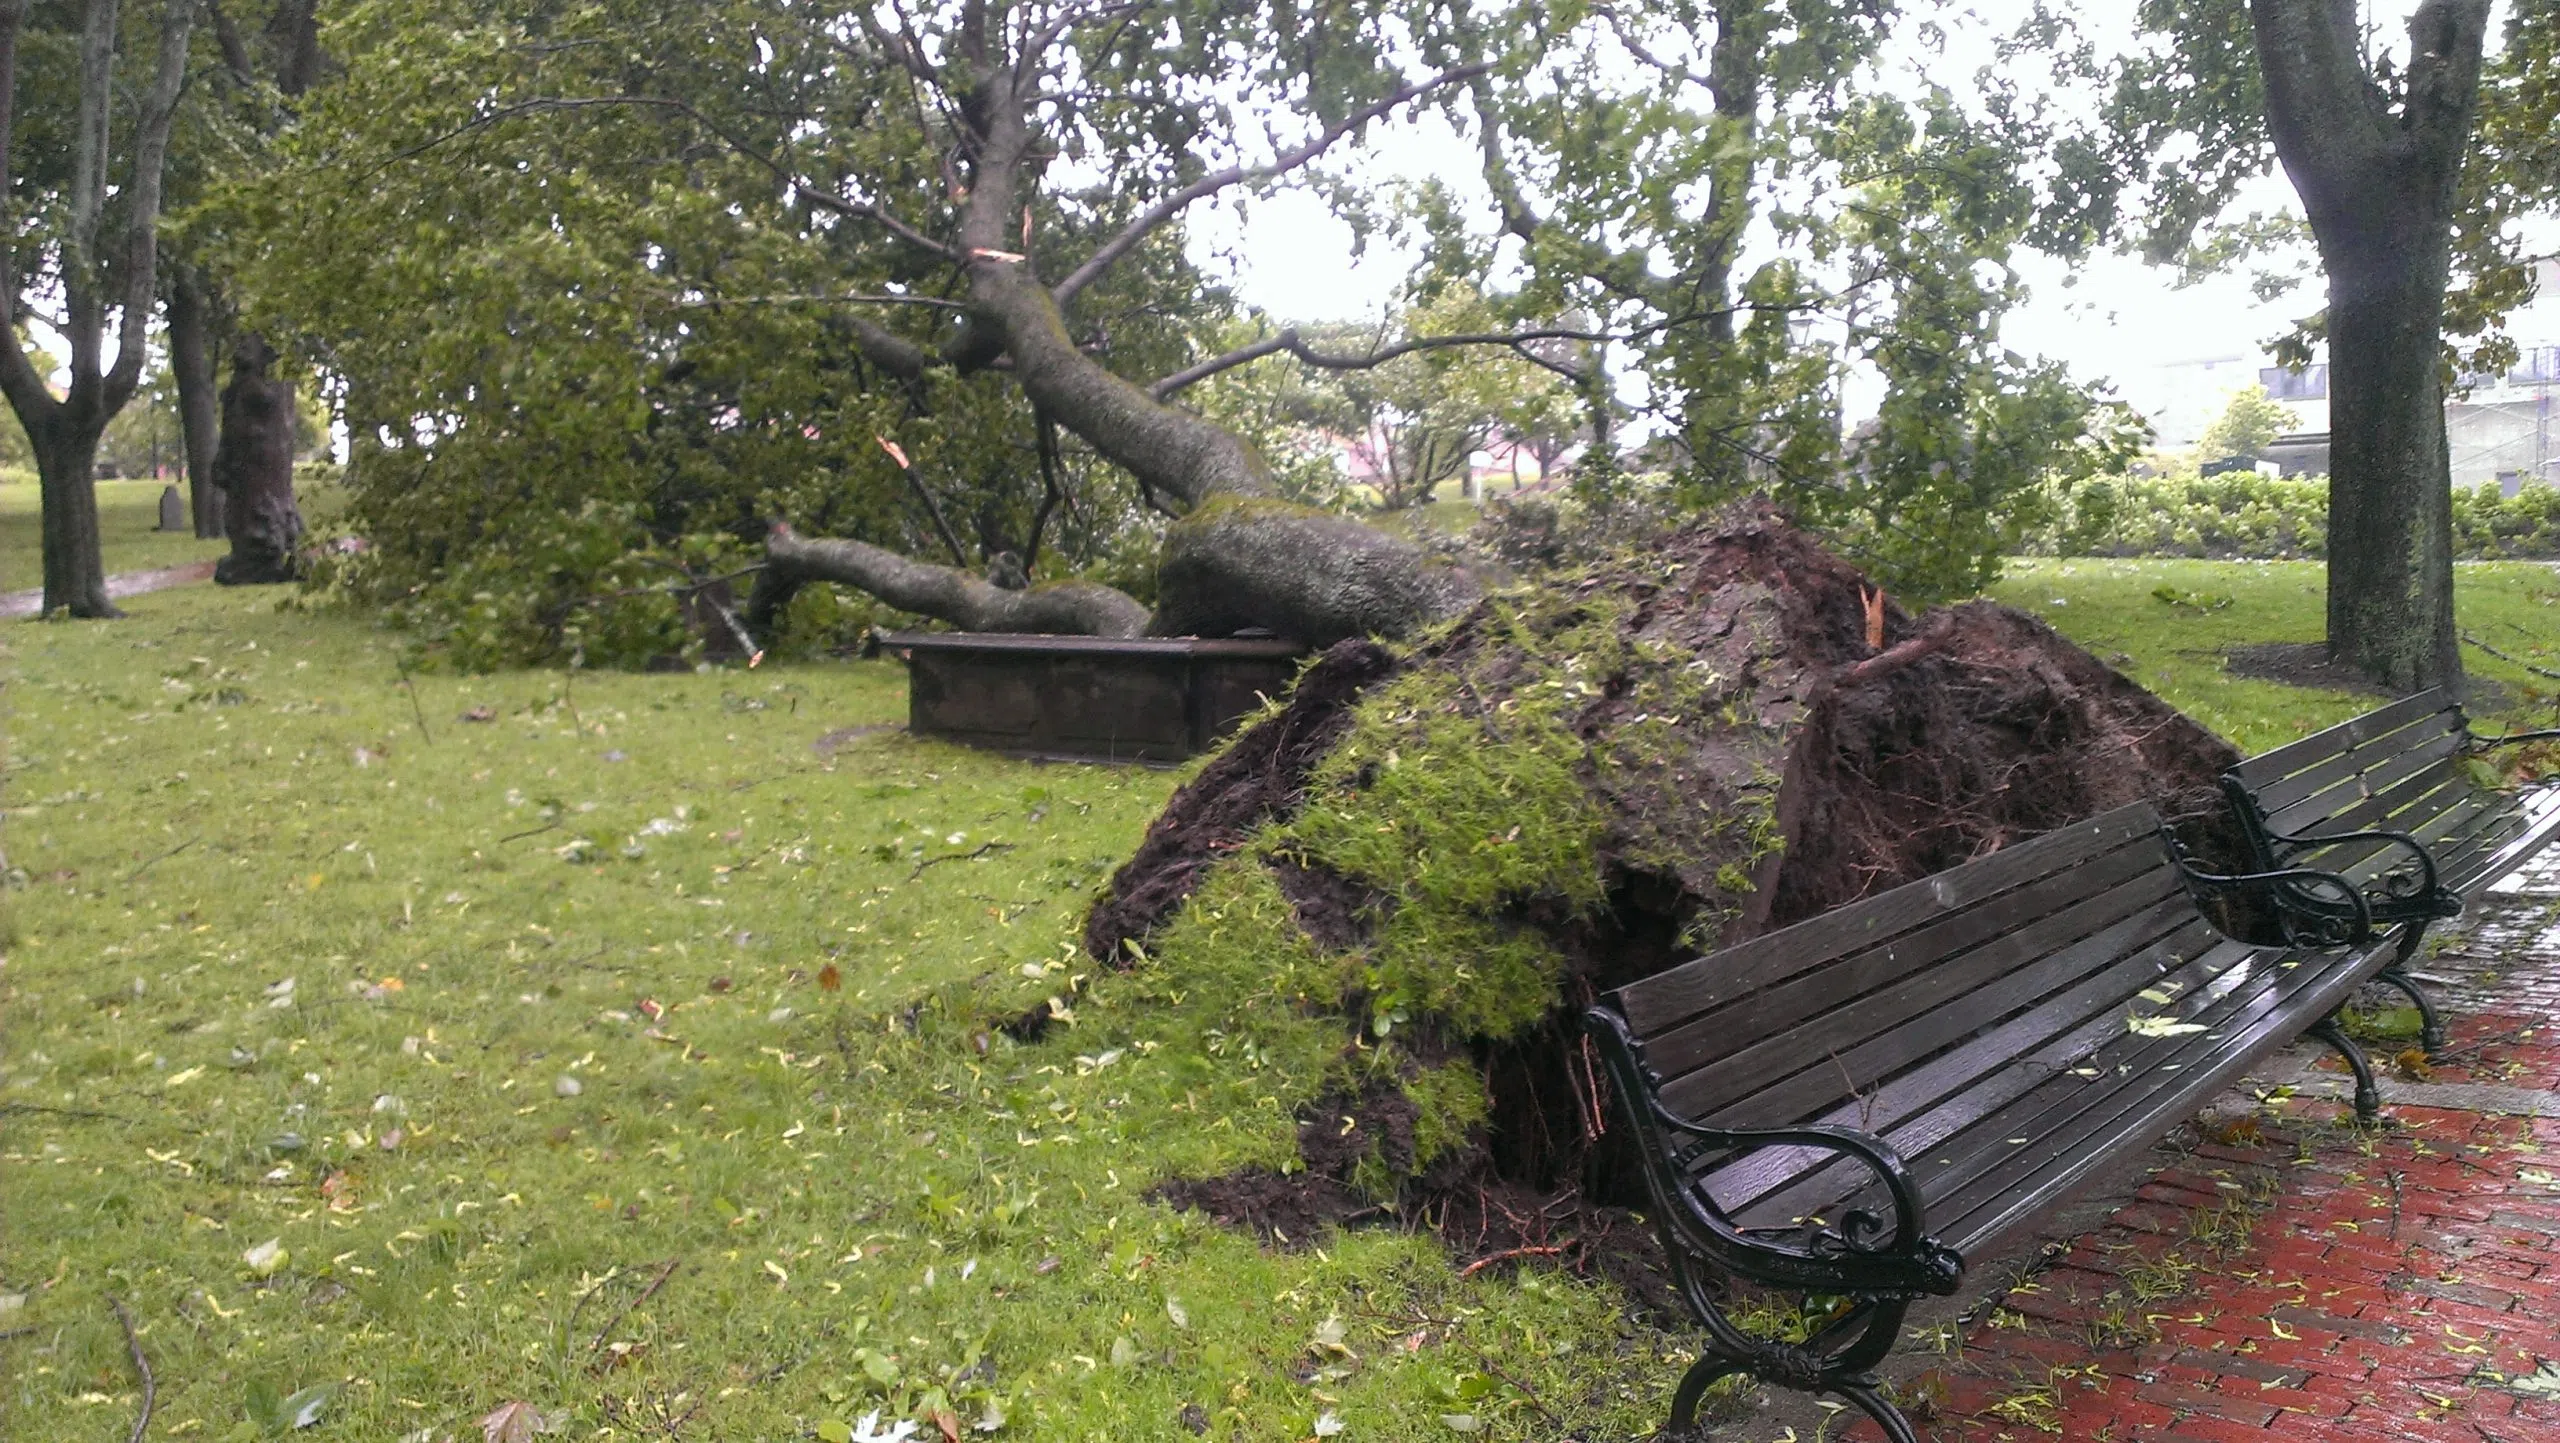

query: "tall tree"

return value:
[0, 0, 198, 613]
[2042, 0, 2511, 691]
[2254, 0, 2489, 691]
[186, 0, 321, 571]
[241, 0, 2136, 657]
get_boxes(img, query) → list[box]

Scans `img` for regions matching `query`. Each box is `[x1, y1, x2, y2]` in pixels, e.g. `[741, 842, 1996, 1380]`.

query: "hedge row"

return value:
[2023, 473, 2560, 560]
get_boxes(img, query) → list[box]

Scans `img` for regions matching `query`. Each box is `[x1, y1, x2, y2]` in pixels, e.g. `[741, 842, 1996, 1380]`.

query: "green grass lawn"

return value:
[1992, 557, 2560, 754]
[0, 480, 230, 593]
[4, 555, 2551, 1443]
[0, 476, 350, 597]
[0, 586, 1671, 1443]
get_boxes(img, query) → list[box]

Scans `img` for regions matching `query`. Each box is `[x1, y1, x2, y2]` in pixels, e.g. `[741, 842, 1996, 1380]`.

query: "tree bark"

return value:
[1151, 497, 1480, 647]
[2249, 0, 2486, 691]
[32, 422, 113, 615]
[167, 268, 225, 539]
[749, 523, 1151, 640]
[211, 335, 305, 585]
[2323, 241, 2461, 690]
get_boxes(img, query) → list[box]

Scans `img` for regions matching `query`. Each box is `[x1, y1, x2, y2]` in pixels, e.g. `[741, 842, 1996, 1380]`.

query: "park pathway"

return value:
[1847, 847, 2560, 1442]
[0, 559, 216, 618]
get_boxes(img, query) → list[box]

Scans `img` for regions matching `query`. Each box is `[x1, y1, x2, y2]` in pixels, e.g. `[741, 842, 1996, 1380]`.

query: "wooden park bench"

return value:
[2218, 687, 2560, 1056]
[1584, 802, 2394, 1442]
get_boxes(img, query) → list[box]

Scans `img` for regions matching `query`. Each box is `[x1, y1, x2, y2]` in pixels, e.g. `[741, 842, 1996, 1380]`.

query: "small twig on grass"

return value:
[108, 1296, 153, 1443]
[1469, 1352, 1566, 1428]
[125, 837, 196, 881]
[563, 1264, 626, 1359]
[909, 840, 1014, 879]
[586, 1258, 680, 1363]
[1457, 1245, 1566, 1278]
[498, 822, 561, 845]
[2463, 632, 2560, 683]
[0, 1102, 136, 1123]
[398, 668, 433, 742]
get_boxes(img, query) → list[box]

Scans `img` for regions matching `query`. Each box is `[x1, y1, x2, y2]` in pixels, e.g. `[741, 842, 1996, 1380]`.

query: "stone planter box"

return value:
[878, 631, 1310, 764]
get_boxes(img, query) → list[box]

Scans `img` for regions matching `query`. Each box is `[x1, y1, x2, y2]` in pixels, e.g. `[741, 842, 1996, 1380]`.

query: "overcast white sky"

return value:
[1183, 0, 2560, 445]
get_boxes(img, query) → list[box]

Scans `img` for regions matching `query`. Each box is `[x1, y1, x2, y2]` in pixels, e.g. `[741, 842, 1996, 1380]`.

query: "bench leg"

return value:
[1667, 1292, 1920, 1441]
[2309, 1017, 2382, 1123]
[2373, 967, 2449, 1058]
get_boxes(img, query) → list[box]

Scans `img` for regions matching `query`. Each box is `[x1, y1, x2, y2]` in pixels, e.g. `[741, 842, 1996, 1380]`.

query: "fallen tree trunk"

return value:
[1063, 505, 2249, 1269]
[748, 522, 1152, 639]
[1149, 496, 1481, 646]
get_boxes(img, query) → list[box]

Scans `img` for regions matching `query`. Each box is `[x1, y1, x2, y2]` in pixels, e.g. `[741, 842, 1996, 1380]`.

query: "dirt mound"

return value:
[1086, 503, 2244, 1274]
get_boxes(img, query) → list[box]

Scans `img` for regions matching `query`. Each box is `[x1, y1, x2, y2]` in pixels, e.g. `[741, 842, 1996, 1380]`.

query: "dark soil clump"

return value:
[1083, 639, 1401, 962]
[1100, 504, 2251, 1297]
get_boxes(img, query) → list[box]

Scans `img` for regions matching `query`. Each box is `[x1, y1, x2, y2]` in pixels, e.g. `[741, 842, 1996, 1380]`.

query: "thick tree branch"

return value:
[2401, 0, 2490, 170]
[1148, 313, 1761, 400]
[1051, 62, 1492, 306]
[0, 0, 57, 425]
[104, 0, 198, 411]
[749, 523, 1149, 638]
[2248, 0, 2397, 217]
[845, 317, 933, 382]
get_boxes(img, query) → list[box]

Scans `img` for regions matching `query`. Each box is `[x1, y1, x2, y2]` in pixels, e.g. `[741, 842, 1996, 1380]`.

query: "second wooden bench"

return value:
[1585, 801, 2392, 1441]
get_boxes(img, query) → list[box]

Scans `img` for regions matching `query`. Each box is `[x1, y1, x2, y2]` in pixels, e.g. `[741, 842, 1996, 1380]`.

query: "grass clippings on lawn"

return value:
[0, 584, 1682, 1443]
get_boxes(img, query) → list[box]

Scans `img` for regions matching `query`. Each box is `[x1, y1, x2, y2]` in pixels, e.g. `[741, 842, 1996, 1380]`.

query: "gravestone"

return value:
[156, 484, 186, 532]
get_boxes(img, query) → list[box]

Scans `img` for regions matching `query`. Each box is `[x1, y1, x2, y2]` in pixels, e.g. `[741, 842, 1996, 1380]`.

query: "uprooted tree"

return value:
[239, 0, 2138, 664]
[1066, 505, 2246, 1253]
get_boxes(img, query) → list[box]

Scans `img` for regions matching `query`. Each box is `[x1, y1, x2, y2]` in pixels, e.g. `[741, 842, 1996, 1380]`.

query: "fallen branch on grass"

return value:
[109, 1296, 153, 1443]
[586, 1258, 681, 1364]
[910, 840, 1015, 878]
[2463, 632, 2560, 683]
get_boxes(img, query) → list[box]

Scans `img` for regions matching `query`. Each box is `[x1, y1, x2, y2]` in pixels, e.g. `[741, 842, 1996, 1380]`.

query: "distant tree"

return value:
[0, 0, 199, 613]
[1289, 289, 1576, 511]
[99, 361, 182, 479]
[2197, 384, 2294, 460]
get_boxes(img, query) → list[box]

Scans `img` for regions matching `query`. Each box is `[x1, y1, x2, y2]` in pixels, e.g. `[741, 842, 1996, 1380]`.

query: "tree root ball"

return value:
[1082, 504, 2244, 1259]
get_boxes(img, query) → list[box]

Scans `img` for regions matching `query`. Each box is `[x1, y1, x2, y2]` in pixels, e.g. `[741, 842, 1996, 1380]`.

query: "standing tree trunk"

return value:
[167, 267, 225, 539]
[212, 335, 304, 585]
[2250, 0, 2487, 692]
[30, 418, 112, 614]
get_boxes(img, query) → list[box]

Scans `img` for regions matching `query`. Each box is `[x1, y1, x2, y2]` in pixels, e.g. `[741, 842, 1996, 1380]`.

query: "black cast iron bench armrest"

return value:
[1586, 1007, 1963, 1297]
[2265, 824, 2445, 900]
[2169, 847, 2380, 950]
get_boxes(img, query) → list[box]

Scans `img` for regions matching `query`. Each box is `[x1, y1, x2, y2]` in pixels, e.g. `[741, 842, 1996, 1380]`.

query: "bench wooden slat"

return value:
[1642, 845, 2177, 1097]
[2244, 708, 2461, 820]
[1696, 914, 2226, 1219]
[2458, 787, 2560, 898]
[2288, 765, 2488, 880]
[1670, 890, 2197, 1132]
[1727, 930, 2365, 1253]
[2256, 727, 2467, 835]
[2233, 688, 2454, 792]
[2261, 742, 2465, 838]
[1926, 940, 2384, 1250]
[1613, 804, 2163, 1038]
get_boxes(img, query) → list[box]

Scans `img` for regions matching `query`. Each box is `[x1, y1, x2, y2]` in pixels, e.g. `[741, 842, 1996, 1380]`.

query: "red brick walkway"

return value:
[1863, 870, 2560, 1443]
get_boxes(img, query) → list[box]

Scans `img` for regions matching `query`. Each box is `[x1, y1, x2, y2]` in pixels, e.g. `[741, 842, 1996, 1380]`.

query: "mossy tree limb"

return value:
[750, 522, 1151, 639]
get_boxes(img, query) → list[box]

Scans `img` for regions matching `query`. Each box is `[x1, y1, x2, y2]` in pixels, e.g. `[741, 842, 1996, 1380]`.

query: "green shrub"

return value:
[2022, 470, 2560, 561]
